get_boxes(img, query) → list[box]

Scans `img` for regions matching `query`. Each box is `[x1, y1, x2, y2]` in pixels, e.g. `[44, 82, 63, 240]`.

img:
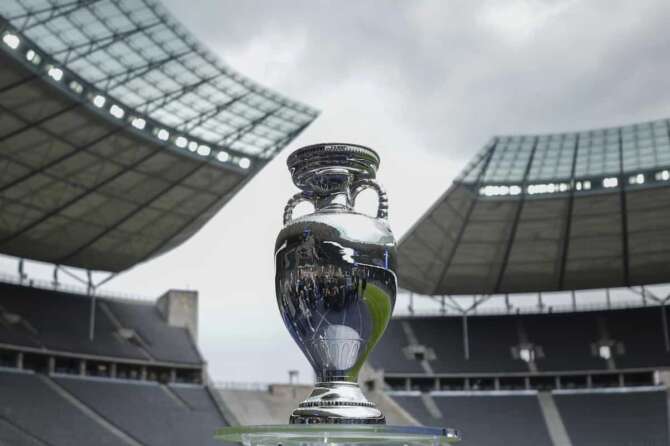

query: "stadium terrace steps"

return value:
[0, 417, 50, 446]
[393, 393, 553, 446]
[105, 300, 202, 364]
[554, 389, 669, 446]
[0, 371, 124, 445]
[364, 390, 422, 426]
[55, 376, 228, 446]
[537, 391, 573, 446]
[0, 282, 201, 365]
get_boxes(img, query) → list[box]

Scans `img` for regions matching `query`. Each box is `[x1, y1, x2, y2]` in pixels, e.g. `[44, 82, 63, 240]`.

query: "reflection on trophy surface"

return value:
[275, 143, 397, 424]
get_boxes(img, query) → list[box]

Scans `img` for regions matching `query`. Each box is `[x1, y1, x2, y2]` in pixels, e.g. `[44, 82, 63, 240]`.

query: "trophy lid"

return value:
[287, 143, 380, 194]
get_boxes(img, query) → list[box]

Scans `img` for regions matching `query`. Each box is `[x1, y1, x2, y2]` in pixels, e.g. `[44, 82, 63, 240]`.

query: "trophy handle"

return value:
[351, 179, 388, 220]
[283, 192, 314, 225]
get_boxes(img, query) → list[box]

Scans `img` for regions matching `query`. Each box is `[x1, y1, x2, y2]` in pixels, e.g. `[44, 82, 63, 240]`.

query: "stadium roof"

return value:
[0, 1, 318, 272]
[398, 118, 670, 295]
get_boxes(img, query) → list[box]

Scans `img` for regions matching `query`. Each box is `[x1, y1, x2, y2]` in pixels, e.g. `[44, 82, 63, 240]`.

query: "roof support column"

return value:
[462, 313, 470, 360]
[661, 302, 670, 353]
[432, 142, 497, 294]
[87, 270, 96, 341]
[617, 128, 631, 285]
[558, 134, 580, 289]
[494, 137, 540, 293]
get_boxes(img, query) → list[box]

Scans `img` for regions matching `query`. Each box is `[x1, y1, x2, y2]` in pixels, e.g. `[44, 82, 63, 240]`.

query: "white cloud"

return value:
[476, 0, 576, 46]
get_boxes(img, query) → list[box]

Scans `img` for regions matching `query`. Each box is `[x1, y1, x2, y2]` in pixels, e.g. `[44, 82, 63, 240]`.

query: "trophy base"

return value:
[216, 424, 461, 446]
[289, 381, 385, 424]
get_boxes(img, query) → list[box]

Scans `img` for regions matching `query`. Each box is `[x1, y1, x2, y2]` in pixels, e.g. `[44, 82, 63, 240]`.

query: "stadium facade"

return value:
[0, 1, 317, 445]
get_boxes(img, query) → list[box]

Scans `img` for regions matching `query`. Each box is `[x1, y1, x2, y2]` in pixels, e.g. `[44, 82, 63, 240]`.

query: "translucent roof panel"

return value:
[621, 120, 670, 172]
[482, 135, 535, 183]
[574, 128, 621, 178]
[528, 133, 576, 181]
[456, 118, 670, 185]
[0, 0, 319, 160]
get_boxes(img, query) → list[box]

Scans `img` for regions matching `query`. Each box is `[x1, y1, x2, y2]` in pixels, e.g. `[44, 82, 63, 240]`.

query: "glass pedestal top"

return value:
[216, 424, 461, 446]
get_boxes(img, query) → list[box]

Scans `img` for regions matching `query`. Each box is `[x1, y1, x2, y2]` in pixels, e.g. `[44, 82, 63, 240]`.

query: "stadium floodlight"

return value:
[197, 145, 211, 156]
[25, 49, 40, 64]
[175, 136, 188, 148]
[2, 33, 20, 50]
[110, 104, 125, 119]
[188, 141, 198, 152]
[68, 80, 83, 94]
[603, 177, 618, 188]
[598, 344, 612, 360]
[92, 95, 106, 108]
[238, 157, 251, 169]
[216, 151, 230, 162]
[47, 66, 63, 81]
[131, 117, 146, 130]
[156, 129, 170, 141]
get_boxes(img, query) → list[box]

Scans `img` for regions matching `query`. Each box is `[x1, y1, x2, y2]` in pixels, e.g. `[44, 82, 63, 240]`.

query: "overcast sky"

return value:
[5, 0, 670, 384]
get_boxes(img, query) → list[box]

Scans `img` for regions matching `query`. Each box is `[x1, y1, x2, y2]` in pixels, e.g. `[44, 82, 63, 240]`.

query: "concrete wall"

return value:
[157, 289, 198, 341]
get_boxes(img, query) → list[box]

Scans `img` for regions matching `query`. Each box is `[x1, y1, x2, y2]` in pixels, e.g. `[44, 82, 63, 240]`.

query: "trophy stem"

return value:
[289, 381, 385, 425]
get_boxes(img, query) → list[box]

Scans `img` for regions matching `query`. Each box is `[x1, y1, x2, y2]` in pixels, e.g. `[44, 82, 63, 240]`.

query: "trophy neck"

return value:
[313, 190, 353, 213]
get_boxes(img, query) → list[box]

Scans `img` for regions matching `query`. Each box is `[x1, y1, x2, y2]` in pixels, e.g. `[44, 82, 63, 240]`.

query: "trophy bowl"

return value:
[274, 143, 397, 424]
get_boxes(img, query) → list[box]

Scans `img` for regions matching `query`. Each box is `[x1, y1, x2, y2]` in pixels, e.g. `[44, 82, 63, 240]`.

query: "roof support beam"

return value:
[219, 107, 281, 146]
[15, 0, 103, 32]
[431, 144, 496, 295]
[0, 74, 39, 94]
[140, 74, 222, 113]
[557, 134, 581, 289]
[0, 141, 163, 248]
[493, 137, 539, 293]
[0, 102, 80, 153]
[0, 105, 122, 195]
[617, 128, 630, 286]
[179, 92, 250, 133]
[55, 156, 213, 265]
[58, 21, 162, 64]
[94, 50, 190, 90]
[133, 156, 269, 265]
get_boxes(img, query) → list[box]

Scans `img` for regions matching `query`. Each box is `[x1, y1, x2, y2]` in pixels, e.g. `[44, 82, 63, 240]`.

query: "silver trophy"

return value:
[275, 143, 397, 424]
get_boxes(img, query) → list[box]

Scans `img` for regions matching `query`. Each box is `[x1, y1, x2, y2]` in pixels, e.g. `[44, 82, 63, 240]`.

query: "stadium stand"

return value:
[0, 370, 124, 445]
[57, 376, 225, 446]
[0, 279, 232, 446]
[394, 393, 553, 446]
[371, 306, 670, 384]
[554, 389, 669, 446]
[390, 389, 669, 446]
[0, 281, 201, 369]
[376, 115, 670, 445]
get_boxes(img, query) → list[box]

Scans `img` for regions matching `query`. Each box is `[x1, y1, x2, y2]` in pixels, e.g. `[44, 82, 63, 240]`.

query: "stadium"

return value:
[1, 1, 669, 446]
